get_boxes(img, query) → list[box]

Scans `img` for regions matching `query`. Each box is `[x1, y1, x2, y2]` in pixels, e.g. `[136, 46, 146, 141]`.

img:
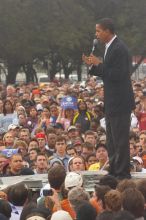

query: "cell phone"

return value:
[42, 189, 53, 196]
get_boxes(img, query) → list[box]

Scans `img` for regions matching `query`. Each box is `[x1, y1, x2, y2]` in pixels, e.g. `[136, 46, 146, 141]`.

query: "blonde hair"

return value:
[13, 140, 28, 149]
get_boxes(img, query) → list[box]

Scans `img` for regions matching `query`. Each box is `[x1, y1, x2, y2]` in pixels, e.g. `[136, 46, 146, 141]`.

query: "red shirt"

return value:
[138, 112, 146, 131]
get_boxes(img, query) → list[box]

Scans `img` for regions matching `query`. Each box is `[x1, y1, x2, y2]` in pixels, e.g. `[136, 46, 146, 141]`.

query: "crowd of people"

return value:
[0, 168, 146, 220]
[0, 76, 146, 219]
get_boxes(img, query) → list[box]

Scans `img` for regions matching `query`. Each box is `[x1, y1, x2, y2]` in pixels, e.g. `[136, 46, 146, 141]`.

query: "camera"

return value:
[42, 189, 53, 197]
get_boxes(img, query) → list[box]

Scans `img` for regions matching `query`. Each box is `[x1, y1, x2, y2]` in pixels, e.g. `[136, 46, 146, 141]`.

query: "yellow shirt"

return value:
[88, 162, 100, 171]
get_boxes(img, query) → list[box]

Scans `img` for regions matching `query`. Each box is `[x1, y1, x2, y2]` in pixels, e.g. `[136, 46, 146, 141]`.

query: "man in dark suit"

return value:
[83, 18, 135, 179]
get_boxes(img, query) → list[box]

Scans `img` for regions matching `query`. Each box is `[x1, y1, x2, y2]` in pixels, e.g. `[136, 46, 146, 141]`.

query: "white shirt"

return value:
[100, 113, 139, 130]
[100, 117, 106, 130]
[10, 204, 23, 220]
[104, 35, 117, 59]
[130, 112, 139, 128]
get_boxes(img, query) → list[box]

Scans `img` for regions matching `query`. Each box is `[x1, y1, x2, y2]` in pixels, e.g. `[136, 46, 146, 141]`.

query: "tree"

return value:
[81, 0, 146, 69]
[0, 0, 146, 84]
[0, 0, 95, 83]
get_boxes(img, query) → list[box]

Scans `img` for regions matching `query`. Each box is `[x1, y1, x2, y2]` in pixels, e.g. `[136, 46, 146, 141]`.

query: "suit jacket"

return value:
[90, 37, 135, 116]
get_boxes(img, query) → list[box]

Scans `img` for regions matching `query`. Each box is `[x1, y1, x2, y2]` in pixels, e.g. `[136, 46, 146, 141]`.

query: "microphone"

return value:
[91, 39, 98, 54]
[88, 39, 98, 74]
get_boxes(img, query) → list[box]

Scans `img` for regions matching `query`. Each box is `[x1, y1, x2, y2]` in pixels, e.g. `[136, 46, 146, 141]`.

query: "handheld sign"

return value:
[1, 149, 18, 158]
[61, 96, 77, 110]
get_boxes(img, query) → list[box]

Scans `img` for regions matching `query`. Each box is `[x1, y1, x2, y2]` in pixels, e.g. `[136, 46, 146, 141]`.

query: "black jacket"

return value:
[90, 37, 135, 116]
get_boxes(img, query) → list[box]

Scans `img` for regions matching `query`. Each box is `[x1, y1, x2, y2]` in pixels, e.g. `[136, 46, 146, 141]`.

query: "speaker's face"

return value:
[95, 24, 111, 44]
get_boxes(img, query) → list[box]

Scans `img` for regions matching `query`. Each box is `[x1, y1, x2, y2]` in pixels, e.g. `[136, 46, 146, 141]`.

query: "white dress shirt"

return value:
[104, 35, 117, 59]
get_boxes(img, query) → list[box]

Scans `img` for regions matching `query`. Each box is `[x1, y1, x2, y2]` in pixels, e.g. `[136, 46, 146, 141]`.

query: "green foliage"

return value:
[0, 0, 146, 83]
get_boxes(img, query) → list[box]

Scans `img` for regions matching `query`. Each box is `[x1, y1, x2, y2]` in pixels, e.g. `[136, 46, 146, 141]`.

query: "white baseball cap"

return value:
[65, 172, 83, 190]
[27, 217, 45, 220]
[8, 124, 19, 130]
[51, 210, 73, 220]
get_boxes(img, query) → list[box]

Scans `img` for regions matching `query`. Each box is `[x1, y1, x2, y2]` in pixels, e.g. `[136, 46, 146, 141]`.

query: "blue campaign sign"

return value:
[61, 96, 77, 110]
[1, 149, 18, 158]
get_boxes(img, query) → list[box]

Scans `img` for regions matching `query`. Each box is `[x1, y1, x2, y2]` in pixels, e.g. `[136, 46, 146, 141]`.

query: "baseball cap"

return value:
[36, 133, 45, 139]
[49, 158, 63, 167]
[73, 140, 82, 146]
[36, 104, 43, 111]
[65, 172, 83, 190]
[8, 124, 19, 130]
[67, 126, 77, 132]
[26, 216, 45, 220]
[32, 89, 40, 95]
[51, 210, 73, 220]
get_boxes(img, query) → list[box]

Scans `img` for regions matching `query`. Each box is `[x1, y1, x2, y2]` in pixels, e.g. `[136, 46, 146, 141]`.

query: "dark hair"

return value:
[29, 138, 39, 146]
[76, 201, 97, 220]
[96, 211, 113, 220]
[95, 185, 111, 209]
[36, 152, 48, 161]
[85, 130, 96, 137]
[66, 144, 77, 153]
[96, 143, 106, 150]
[29, 148, 40, 154]
[3, 100, 14, 115]
[25, 212, 45, 220]
[112, 210, 135, 220]
[7, 183, 29, 206]
[48, 165, 66, 190]
[20, 167, 34, 176]
[129, 131, 139, 142]
[90, 118, 100, 128]
[20, 202, 37, 220]
[99, 175, 118, 189]
[29, 106, 37, 112]
[0, 199, 12, 218]
[56, 135, 66, 143]
[77, 100, 87, 111]
[98, 18, 115, 34]
[46, 127, 56, 135]
[86, 153, 96, 162]
[122, 188, 145, 218]
[82, 142, 94, 150]
[22, 207, 51, 220]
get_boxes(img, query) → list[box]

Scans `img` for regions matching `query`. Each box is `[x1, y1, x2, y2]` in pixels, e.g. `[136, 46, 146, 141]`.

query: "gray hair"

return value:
[68, 186, 90, 212]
